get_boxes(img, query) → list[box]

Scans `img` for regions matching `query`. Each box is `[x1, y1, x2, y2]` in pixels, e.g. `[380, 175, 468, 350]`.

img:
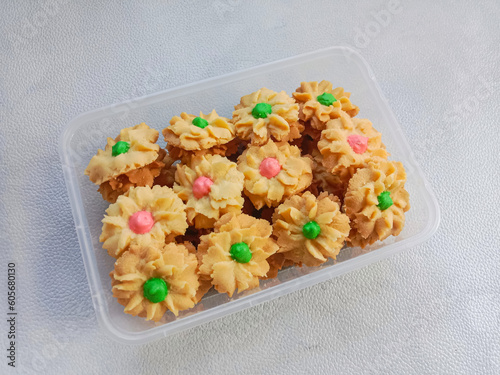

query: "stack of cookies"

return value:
[84, 81, 410, 322]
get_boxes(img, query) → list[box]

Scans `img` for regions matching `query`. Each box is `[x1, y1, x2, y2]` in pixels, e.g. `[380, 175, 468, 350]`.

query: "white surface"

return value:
[1, 1, 499, 374]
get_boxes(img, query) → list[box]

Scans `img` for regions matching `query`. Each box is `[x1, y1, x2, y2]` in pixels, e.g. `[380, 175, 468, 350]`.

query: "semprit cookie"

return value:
[233, 88, 302, 145]
[174, 154, 244, 229]
[86, 79, 412, 322]
[237, 140, 312, 209]
[293, 80, 359, 129]
[85, 123, 164, 203]
[318, 111, 388, 174]
[163, 110, 237, 162]
[273, 191, 350, 267]
[343, 158, 410, 248]
[198, 213, 278, 297]
[110, 242, 199, 321]
[100, 185, 188, 258]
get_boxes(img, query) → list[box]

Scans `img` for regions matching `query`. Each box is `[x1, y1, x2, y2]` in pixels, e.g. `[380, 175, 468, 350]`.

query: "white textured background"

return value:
[1, 1, 499, 374]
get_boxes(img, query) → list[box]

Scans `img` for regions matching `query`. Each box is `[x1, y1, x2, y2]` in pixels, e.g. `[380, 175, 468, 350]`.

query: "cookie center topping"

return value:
[128, 211, 155, 234]
[251, 103, 273, 119]
[192, 176, 214, 199]
[192, 117, 209, 129]
[347, 134, 369, 154]
[377, 191, 393, 211]
[302, 221, 321, 239]
[143, 278, 168, 303]
[230, 242, 252, 263]
[259, 157, 281, 179]
[112, 141, 130, 157]
[316, 92, 337, 106]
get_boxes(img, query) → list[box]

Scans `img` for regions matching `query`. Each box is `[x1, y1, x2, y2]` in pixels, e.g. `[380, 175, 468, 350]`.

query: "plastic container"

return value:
[60, 47, 440, 344]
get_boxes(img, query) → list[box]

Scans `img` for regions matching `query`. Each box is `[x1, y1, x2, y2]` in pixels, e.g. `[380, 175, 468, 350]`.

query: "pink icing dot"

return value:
[192, 176, 213, 199]
[347, 134, 369, 154]
[259, 157, 281, 179]
[129, 211, 155, 234]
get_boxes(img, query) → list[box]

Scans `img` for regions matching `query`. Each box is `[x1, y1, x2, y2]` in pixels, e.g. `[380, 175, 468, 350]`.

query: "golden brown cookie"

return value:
[293, 81, 359, 129]
[174, 154, 244, 228]
[273, 191, 350, 267]
[100, 186, 188, 258]
[343, 158, 410, 248]
[318, 111, 388, 174]
[163, 110, 235, 150]
[85, 123, 163, 202]
[110, 242, 199, 321]
[237, 140, 312, 209]
[198, 213, 278, 297]
[233, 88, 302, 145]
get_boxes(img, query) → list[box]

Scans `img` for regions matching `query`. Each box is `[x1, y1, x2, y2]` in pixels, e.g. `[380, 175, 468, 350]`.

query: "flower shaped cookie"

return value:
[98, 149, 166, 203]
[318, 111, 388, 173]
[343, 158, 410, 248]
[110, 242, 199, 321]
[85, 123, 164, 202]
[198, 213, 278, 297]
[163, 110, 236, 160]
[237, 140, 313, 209]
[174, 154, 244, 228]
[232, 88, 302, 145]
[100, 186, 188, 258]
[293, 80, 360, 129]
[273, 191, 350, 267]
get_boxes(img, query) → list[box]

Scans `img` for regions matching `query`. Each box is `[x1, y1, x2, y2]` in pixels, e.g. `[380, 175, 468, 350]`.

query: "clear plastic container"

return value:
[60, 47, 440, 345]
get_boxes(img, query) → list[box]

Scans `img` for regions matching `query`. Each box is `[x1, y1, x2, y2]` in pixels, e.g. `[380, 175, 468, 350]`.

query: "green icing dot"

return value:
[377, 191, 393, 211]
[316, 92, 337, 106]
[302, 221, 321, 239]
[112, 141, 130, 157]
[143, 278, 168, 303]
[192, 117, 209, 129]
[229, 242, 252, 263]
[251, 103, 273, 119]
